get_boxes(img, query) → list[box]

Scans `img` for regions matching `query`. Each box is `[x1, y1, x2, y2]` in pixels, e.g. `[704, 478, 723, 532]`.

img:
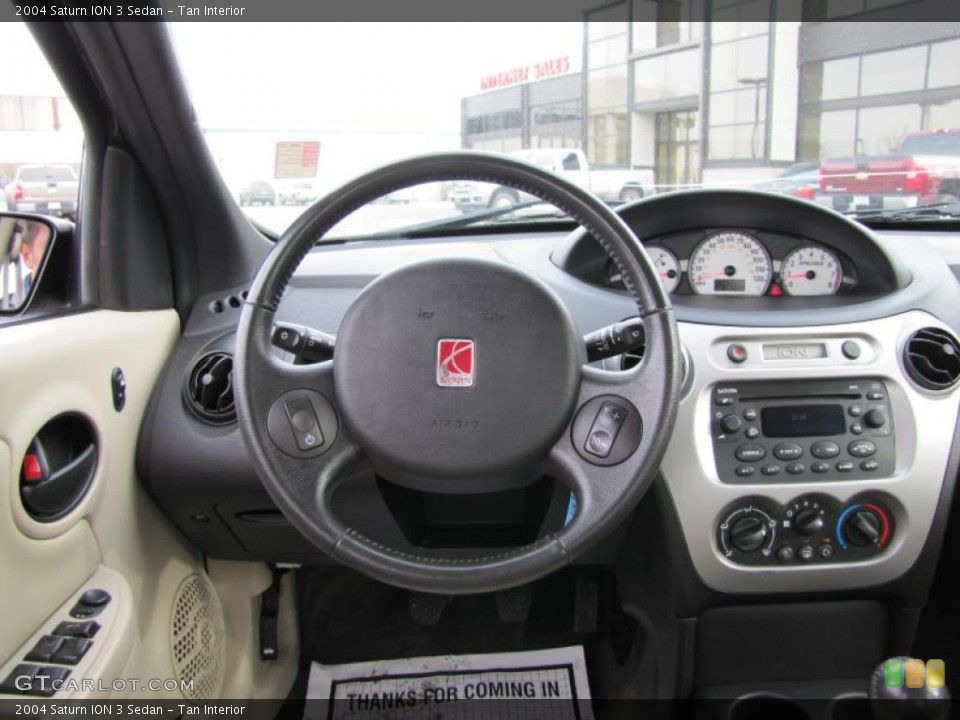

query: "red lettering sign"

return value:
[480, 56, 570, 91]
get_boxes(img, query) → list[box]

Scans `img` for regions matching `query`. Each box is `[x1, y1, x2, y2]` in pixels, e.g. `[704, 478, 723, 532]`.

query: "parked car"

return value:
[3, 164, 79, 218]
[819, 129, 960, 212]
[449, 148, 653, 212]
[238, 181, 276, 205]
[750, 162, 821, 199]
[277, 181, 318, 206]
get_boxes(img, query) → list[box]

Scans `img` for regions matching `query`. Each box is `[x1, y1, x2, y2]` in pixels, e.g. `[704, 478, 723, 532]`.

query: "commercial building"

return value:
[461, 4, 960, 191]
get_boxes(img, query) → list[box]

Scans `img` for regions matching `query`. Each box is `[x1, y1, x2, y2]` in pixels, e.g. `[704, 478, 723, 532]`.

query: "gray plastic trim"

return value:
[662, 311, 960, 593]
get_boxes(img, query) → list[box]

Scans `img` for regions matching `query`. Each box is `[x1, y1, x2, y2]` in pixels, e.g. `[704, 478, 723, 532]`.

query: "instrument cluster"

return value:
[605, 229, 858, 297]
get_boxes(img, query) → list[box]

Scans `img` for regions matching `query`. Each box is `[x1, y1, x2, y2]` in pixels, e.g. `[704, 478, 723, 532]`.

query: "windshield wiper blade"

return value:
[328, 199, 549, 242]
[847, 202, 960, 221]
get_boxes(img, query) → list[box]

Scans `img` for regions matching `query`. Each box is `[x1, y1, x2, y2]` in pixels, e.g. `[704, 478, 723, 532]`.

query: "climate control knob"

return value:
[730, 516, 768, 553]
[837, 502, 892, 551]
[845, 510, 881, 547]
[793, 508, 825, 537]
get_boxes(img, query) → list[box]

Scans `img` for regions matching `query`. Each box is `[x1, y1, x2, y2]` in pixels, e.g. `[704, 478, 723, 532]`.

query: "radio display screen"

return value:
[761, 405, 845, 438]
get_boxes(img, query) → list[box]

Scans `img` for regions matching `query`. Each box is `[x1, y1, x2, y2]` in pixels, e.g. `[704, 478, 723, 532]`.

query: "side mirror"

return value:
[1, 214, 58, 313]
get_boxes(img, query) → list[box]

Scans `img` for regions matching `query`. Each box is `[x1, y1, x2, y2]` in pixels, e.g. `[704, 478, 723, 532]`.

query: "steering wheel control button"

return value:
[573, 396, 643, 467]
[842, 341, 862, 360]
[720, 415, 742, 434]
[727, 344, 748, 364]
[811, 462, 830, 474]
[267, 390, 339, 459]
[25, 636, 65, 663]
[760, 464, 781, 476]
[773, 442, 803, 461]
[53, 621, 100, 639]
[735, 466, 756, 477]
[810, 441, 840, 459]
[735, 445, 766, 462]
[583, 402, 629, 459]
[848, 440, 877, 457]
[786, 463, 805, 475]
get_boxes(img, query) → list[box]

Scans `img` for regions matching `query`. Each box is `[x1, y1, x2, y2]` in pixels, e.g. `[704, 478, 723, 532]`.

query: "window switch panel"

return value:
[51, 638, 91, 666]
[25, 635, 65, 663]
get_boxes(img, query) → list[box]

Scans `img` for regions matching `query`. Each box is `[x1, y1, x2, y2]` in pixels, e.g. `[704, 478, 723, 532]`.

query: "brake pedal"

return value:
[495, 585, 532, 624]
[574, 573, 598, 634]
[408, 592, 448, 625]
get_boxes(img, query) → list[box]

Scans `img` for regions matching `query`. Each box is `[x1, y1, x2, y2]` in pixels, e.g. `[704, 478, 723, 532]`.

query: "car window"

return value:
[169, 19, 960, 236]
[0, 22, 83, 312]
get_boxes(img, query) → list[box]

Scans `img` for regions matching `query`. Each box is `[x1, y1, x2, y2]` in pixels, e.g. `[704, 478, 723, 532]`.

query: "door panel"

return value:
[0, 309, 208, 697]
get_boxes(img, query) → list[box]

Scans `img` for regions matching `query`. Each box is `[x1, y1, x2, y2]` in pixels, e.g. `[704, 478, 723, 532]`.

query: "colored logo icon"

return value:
[884, 658, 945, 688]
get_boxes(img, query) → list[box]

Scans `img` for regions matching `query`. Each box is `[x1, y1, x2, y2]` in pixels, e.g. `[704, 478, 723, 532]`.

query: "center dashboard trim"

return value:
[661, 310, 960, 594]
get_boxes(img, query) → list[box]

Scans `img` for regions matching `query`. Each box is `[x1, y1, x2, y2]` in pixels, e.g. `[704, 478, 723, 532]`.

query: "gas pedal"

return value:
[408, 592, 448, 626]
[495, 585, 532, 624]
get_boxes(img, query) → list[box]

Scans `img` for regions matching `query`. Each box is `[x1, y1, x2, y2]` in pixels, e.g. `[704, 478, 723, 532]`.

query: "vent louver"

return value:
[185, 352, 236, 423]
[904, 327, 960, 391]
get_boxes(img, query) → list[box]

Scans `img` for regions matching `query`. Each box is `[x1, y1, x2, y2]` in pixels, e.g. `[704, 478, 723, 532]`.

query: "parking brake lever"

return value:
[271, 322, 336, 364]
[584, 318, 645, 363]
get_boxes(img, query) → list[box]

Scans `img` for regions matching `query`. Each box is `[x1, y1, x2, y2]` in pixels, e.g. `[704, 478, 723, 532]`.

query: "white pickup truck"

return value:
[449, 148, 654, 212]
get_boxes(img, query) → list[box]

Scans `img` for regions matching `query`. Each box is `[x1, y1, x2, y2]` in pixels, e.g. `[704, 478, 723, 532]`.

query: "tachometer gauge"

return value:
[648, 246, 680, 293]
[780, 246, 842, 296]
[689, 231, 772, 296]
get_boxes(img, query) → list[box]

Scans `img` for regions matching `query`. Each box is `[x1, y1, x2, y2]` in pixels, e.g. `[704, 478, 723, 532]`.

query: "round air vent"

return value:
[185, 352, 236, 423]
[904, 327, 960, 391]
[171, 573, 225, 700]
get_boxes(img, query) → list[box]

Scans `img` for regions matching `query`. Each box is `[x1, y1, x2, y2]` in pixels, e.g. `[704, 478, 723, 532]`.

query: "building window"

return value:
[631, 0, 704, 52]
[633, 47, 701, 103]
[927, 39, 960, 89]
[859, 45, 927, 97]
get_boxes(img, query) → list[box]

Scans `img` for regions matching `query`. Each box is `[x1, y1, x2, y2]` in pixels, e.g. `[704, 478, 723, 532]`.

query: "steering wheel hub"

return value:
[334, 258, 583, 492]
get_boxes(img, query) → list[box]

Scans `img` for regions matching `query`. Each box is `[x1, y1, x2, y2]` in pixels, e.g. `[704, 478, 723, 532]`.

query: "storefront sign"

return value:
[480, 56, 571, 91]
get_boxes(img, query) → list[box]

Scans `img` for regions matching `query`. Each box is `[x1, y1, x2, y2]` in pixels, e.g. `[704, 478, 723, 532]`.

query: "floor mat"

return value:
[304, 646, 593, 720]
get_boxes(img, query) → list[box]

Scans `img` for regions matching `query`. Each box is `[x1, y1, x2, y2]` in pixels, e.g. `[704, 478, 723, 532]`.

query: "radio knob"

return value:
[730, 516, 768, 553]
[793, 508, 825, 537]
[844, 510, 881, 547]
[864, 409, 887, 429]
[721, 415, 743, 433]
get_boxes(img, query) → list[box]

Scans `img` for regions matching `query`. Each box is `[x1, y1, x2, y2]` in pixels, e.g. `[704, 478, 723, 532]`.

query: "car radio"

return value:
[712, 378, 894, 484]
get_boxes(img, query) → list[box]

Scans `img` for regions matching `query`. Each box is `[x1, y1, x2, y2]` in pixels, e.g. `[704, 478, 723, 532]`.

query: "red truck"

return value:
[818, 129, 960, 212]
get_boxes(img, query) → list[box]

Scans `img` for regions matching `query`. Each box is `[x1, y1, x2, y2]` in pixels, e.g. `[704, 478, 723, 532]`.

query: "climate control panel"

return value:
[717, 493, 895, 566]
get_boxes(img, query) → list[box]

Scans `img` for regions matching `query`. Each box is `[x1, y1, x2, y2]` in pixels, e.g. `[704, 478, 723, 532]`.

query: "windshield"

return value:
[169, 20, 960, 236]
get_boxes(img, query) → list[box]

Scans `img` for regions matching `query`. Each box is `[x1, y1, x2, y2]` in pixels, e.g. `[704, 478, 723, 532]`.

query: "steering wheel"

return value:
[235, 152, 681, 594]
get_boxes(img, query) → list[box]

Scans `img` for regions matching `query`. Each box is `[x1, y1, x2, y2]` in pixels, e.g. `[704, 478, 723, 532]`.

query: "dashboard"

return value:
[138, 189, 960, 604]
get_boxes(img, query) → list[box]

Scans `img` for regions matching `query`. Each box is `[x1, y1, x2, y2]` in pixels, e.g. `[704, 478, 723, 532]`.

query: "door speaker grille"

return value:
[171, 574, 225, 700]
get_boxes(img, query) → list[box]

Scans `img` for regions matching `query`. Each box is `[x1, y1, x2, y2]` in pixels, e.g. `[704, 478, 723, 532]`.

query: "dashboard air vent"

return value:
[904, 327, 960, 391]
[185, 352, 236, 423]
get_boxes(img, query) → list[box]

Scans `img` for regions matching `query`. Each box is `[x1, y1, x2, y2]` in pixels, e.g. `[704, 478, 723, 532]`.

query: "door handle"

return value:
[21, 444, 97, 519]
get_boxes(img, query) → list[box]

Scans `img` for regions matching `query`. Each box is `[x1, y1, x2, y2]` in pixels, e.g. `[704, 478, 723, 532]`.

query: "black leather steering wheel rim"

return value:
[235, 151, 681, 594]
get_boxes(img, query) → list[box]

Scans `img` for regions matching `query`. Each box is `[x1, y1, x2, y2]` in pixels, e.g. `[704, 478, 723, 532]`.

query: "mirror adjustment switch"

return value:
[29, 666, 71, 697]
[51, 638, 91, 666]
[1, 664, 41, 695]
[284, 396, 324, 451]
[584, 401, 628, 458]
[25, 635, 65, 663]
[53, 620, 100, 638]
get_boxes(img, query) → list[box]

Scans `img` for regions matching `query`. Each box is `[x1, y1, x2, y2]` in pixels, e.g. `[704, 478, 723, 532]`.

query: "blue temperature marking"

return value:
[836, 503, 862, 550]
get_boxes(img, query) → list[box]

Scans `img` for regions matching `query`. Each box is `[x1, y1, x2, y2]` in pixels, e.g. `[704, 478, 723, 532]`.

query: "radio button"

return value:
[864, 409, 887, 429]
[836, 461, 855, 472]
[715, 396, 735, 406]
[735, 466, 756, 477]
[786, 463, 805, 475]
[760, 464, 781, 476]
[743, 408, 758, 421]
[735, 445, 766, 462]
[773, 442, 804, 461]
[848, 405, 862, 417]
[810, 441, 841, 459]
[721, 415, 743, 433]
[745, 427, 760, 439]
[811, 462, 831, 473]
[866, 390, 885, 401]
[860, 460, 880, 472]
[847, 440, 877, 458]
[850, 423, 863, 435]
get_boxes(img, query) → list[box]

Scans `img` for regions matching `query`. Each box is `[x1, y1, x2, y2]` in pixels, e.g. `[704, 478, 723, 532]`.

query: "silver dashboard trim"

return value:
[662, 311, 960, 593]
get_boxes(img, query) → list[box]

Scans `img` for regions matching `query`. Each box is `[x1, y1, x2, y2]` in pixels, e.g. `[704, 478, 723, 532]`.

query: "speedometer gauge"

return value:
[689, 231, 772, 296]
[647, 246, 680, 293]
[780, 247, 842, 296]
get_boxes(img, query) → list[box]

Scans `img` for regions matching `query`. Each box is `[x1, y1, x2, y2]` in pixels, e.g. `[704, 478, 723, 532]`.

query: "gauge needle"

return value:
[697, 270, 727, 281]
